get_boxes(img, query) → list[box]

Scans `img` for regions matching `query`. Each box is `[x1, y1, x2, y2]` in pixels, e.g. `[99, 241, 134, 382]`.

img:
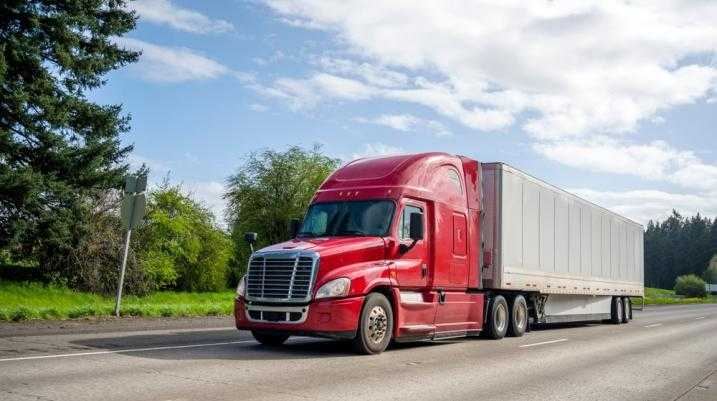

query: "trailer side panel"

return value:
[482, 163, 644, 297]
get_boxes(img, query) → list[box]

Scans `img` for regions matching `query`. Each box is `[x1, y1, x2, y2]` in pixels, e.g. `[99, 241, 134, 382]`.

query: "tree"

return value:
[645, 211, 717, 289]
[134, 185, 232, 292]
[0, 1, 139, 271]
[704, 255, 717, 284]
[225, 145, 340, 279]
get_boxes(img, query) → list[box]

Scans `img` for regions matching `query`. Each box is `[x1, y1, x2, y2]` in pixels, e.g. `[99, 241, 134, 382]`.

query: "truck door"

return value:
[392, 200, 429, 289]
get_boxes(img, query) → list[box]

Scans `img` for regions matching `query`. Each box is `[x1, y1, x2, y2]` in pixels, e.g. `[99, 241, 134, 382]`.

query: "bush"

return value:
[674, 274, 707, 298]
[134, 185, 232, 292]
[42, 210, 149, 296]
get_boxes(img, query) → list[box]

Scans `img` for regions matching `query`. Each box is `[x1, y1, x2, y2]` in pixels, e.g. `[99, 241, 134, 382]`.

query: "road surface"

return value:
[0, 304, 716, 401]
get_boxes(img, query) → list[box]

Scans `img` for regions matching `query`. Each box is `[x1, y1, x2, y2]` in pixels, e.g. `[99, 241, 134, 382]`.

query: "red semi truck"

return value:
[234, 153, 644, 354]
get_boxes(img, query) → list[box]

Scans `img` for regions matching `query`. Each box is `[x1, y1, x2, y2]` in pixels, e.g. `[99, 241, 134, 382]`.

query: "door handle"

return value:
[421, 263, 427, 278]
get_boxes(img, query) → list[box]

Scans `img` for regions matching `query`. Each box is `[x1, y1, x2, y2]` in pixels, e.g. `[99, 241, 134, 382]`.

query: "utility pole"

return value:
[115, 174, 147, 317]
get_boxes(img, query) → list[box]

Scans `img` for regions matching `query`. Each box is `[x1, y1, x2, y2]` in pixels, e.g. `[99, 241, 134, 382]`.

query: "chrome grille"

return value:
[246, 252, 317, 302]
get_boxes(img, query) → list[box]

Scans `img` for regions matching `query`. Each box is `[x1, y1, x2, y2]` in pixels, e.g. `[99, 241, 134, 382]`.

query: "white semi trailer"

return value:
[482, 163, 644, 323]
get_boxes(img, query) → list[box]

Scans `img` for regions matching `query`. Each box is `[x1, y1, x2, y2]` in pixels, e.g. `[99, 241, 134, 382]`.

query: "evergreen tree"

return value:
[644, 210, 717, 289]
[0, 1, 139, 269]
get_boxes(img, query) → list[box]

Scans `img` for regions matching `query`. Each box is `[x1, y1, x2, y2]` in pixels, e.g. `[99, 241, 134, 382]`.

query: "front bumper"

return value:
[234, 296, 364, 339]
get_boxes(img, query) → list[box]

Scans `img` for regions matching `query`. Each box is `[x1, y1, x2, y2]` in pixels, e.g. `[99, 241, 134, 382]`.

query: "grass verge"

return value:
[632, 287, 717, 305]
[0, 281, 234, 322]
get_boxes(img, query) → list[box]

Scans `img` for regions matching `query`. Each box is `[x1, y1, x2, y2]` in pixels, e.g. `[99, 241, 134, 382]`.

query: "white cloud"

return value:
[130, 0, 233, 34]
[265, 1, 717, 138]
[534, 137, 717, 192]
[317, 57, 409, 88]
[262, 73, 375, 109]
[115, 38, 229, 83]
[356, 114, 451, 137]
[351, 143, 405, 160]
[571, 188, 717, 224]
[184, 181, 228, 226]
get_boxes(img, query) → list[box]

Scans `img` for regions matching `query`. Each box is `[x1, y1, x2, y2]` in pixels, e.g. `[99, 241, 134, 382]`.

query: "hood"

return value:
[258, 236, 387, 274]
[259, 236, 385, 257]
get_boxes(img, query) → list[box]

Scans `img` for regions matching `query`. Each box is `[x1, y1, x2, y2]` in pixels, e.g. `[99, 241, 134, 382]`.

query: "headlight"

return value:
[236, 275, 246, 298]
[315, 278, 351, 299]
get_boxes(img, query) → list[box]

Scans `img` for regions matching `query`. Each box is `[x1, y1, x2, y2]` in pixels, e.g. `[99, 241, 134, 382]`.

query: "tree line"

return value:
[645, 211, 717, 289]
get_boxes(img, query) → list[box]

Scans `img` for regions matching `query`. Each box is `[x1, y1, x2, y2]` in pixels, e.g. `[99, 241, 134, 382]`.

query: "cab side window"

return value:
[399, 205, 423, 240]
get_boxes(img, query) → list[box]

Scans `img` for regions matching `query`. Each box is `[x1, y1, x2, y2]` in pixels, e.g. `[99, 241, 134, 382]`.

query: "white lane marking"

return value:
[695, 316, 706, 320]
[0, 340, 256, 362]
[644, 323, 663, 328]
[519, 338, 568, 348]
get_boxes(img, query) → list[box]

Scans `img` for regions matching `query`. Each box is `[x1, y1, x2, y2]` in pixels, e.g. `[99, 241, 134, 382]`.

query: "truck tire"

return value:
[352, 293, 393, 355]
[485, 295, 509, 339]
[251, 330, 290, 346]
[621, 297, 631, 323]
[611, 297, 623, 324]
[507, 295, 528, 337]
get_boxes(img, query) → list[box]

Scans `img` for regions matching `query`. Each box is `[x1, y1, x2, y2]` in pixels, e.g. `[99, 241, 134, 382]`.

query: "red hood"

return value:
[259, 236, 385, 258]
[258, 236, 387, 278]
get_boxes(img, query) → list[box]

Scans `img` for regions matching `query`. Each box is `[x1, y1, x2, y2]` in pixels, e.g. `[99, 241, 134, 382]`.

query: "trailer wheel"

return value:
[251, 330, 290, 346]
[507, 295, 528, 337]
[621, 297, 630, 323]
[352, 293, 393, 355]
[611, 297, 623, 324]
[485, 295, 509, 339]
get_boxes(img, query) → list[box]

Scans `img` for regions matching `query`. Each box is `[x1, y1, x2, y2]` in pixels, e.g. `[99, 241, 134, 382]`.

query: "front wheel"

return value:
[353, 293, 393, 354]
[251, 330, 290, 346]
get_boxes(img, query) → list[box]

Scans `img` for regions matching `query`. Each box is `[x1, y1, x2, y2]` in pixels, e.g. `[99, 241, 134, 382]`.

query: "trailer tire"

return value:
[507, 295, 528, 337]
[251, 330, 290, 346]
[352, 293, 393, 355]
[611, 297, 623, 324]
[621, 297, 630, 323]
[485, 295, 509, 339]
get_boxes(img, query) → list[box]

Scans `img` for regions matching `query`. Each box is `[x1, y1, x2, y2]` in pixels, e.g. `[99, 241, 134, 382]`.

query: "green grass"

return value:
[633, 287, 717, 305]
[0, 281, 235, 322]
[2, 282, 714, 322]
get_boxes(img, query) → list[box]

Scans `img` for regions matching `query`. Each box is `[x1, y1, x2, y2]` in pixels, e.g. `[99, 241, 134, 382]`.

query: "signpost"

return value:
[115, 174, 147, 317]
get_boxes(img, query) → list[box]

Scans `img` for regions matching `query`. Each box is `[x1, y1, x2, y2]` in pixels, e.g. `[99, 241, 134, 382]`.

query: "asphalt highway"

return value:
[0, 304, 715, 401]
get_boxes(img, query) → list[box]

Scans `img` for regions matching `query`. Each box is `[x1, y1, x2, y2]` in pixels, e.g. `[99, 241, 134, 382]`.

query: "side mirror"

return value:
[244, 232, 258, 253]
[289, 218, 302, 238]
[409, 212, 423, 241]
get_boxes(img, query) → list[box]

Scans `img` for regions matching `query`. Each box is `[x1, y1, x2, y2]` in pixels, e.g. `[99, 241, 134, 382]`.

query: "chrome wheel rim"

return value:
[515, 303, 526, 330]
[367, 306, 388, 344]
[617, 299, 623, 319]
[496, 303, 507, 333]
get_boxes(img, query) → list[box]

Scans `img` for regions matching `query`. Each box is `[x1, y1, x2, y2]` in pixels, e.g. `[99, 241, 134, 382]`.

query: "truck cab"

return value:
[235, 152, 487, 353]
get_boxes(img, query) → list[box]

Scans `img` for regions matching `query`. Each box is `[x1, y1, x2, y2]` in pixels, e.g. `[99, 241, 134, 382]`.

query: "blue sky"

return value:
[92, 0, 717, 225]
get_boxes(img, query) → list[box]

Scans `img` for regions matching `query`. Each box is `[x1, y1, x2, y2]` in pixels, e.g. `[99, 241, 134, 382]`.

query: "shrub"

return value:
[134, 185, 232, 292]
[674, 274, 707, 298]
[41, 205, 149, 296]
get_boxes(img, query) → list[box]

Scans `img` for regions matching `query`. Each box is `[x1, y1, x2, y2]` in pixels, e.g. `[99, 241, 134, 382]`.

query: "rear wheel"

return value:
[507, 295, 528, 337]
[611, 297, 623, 324]
[353, 293, 393, 355]
[251, 330, 290, 346]
[621, 297, 631, 323]
[485, 295, 509, 339]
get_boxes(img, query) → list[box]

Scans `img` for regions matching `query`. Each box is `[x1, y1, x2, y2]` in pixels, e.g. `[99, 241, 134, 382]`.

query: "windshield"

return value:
[298, 200, 395, 238]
